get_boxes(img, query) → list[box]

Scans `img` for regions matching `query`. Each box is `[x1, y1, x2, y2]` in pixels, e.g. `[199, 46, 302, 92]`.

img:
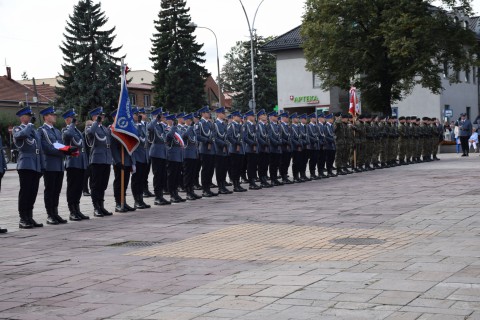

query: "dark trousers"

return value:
[241, 156, 248, 179]
[280, 151, 291, 177]
[308, 149, 319, 175]
[215, 155, 228, 185]
[83, 165, 91, 192]
[460, 136, 469, 155]
[66, 168, 85, 205]
[90, 164, 110, 203]
[258, 152, 269, 177]
[326, 150, 336, 172]
[167, 161, 182, 193]
[44, 171, 64, 210]
[113, 164, 131, 203]
[132, 162, 148, 197]
[300, 150, 308, 175]
[230, 153, 244, 181]
[18, 169, 41, 212]
[0, 172, 3, 191]
[143, 160, 151, 192]
[200, 153, 215, 190]
[151, 157, 167, 197]
[317, 149, 326, 173]
[292, 150, 301, 178]
[246, 152, 258, 181]
[269, 153, 281, 180]
[194, 158, 201, 186]
[183, 158, 196, 189]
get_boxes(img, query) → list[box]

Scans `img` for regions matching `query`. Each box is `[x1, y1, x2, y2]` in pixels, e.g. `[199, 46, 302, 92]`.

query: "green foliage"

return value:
[56, 0, 123, 120]
[150, 0, 209, 113]
[302, 0, 479, 115]
[221, 36, 277, 112]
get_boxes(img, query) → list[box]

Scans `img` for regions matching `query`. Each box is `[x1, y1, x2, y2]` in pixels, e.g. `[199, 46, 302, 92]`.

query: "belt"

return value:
[35, 149, 39, 155]
[106, 144, 110, 149]
[81, 148, 85, 153]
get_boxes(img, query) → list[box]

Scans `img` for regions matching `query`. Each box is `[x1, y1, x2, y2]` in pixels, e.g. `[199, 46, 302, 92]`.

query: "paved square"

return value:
[0, 154, 479, 320]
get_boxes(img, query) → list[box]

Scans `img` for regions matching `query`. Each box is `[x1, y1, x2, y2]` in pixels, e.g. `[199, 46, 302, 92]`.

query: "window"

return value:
[143, 94, 151, 107]
[129, 93, 137, 105]
[443, 62, 449, 78]
[313, 73, 321, 88]
[465, 68, 470, 83]
[466, 106, 471, 119]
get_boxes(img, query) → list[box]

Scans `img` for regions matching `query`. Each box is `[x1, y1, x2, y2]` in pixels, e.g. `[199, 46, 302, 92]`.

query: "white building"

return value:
[262, 19, 480, 122]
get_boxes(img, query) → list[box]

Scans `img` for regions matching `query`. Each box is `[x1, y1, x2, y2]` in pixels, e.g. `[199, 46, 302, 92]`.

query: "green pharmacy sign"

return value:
[290, 95, 320, 104]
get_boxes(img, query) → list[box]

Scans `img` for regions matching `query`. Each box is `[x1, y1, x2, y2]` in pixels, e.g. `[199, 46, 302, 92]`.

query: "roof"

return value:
[261, 26, 302, 52]
[127, 83, 153, 90]
[0, 75, 55, 104]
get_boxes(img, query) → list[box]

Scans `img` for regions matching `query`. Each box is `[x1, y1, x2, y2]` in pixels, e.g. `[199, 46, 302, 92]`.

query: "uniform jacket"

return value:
[268, 122, 282, 154]
[334, 120, 345, 145]
[182, 125, 198, 160]
[256, 121, 270, 153]
[325, 122, 336, 151]
[307, 123, 320, 150]
[39, 124, 65, 172]
[13, 123, 44, 172]
[166, 125, 184, 163]
[213, 119, 228, 156]
[317, 122, 326, 149]
[141, 120, 151, 161]
[132, 122, 148, 164]
[0, 136, 7, 174]
[62, 123, 88, 170]
[291, 124, 302, 151]
[227, 121, 245, 155]
[111, 137, 135, 167]
[299, 123, 309, 148]
[148, 120, 167, 160]
[458, 119, 472, 137]
[85, 121, 112, 165]
[243, 121, 258, 154]
[280, 122, 292, 152]
[196, 118, 216, 155]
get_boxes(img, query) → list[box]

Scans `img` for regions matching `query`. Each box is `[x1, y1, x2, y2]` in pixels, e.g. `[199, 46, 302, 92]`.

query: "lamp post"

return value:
[188, 22, 223, 108]
[238, 0, 265, 114]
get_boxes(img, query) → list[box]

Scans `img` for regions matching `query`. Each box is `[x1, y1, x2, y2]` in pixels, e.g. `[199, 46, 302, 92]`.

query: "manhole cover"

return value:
[109, 241, 162, 247]
[330, 238, 385, 245]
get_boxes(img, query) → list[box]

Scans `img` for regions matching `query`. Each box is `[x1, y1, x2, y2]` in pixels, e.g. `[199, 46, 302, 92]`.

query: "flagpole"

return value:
[353, 113, 357, 169]
[120, 58, 125, 211]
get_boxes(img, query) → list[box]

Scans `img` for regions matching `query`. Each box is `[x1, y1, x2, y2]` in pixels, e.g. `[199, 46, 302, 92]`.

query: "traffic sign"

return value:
[444, 109, 453, 117]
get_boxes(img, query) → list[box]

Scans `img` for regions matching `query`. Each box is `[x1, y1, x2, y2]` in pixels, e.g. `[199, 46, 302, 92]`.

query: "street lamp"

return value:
[188, 22, 223, 109]
[238, 0, 265, 114]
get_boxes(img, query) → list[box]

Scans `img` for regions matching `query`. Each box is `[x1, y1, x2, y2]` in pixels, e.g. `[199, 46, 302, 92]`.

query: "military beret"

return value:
[398, 116, 405, 120]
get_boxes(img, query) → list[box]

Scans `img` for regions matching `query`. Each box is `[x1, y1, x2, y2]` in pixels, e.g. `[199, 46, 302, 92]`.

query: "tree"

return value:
[150, 0, 209, 113]
[221, 35, 277, 112]
[21, 72, 28, 81]
[56, 0, 123, 119]
[302, 0, 479, 115]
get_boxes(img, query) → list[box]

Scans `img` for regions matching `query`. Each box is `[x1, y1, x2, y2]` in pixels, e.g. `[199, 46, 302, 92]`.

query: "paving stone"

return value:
[368, 279, 437, 292]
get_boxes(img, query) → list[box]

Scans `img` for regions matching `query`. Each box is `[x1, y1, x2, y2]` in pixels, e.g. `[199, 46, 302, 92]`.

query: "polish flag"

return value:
[349, 87, 360, 116]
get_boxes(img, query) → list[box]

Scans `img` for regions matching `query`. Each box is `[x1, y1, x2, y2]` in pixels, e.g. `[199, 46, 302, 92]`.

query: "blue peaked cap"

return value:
[40, 106, 56, 116]
[230, 111, 241, 117]
[289, 112, 298, 119]
[16, 106, 33, 117]
[299, 113, 307, 119]
[215, 106, 225, 114]
[197, 106, 210, 114]
[165, 114, 176, 121]
[150, 107, 163, 116]
[325, 113, 334, 119]
[62, 109, 76, 119]
[183, 113, 194, 120]
[176, 112, 186, 119]
[268, 111, 278, 117]
[257, 109, 266, 117]
[89, 107, 104, 117]
[244, 110, 254, 117]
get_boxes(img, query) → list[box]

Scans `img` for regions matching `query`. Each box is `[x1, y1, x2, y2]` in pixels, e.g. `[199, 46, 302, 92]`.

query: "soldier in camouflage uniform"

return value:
[397, 116, 407, 165]
[364, 115, 374, 170]
[344, 115, 354, 174]
[420, 117, 430, 162]
[405, 117, 413, 164]
[432, 118, 442, 161]
[377, 116, 387, 168]
[371, 116, 381, 168]
[334, 113, 346, 175]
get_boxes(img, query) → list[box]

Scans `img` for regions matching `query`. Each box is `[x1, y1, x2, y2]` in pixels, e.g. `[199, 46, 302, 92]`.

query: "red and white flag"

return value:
[174, 132, 184, 147]
[349, 87, 361, 116]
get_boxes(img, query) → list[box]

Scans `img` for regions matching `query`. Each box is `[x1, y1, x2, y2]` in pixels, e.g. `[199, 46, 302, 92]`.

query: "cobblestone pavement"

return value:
[0, 154, 479, 320]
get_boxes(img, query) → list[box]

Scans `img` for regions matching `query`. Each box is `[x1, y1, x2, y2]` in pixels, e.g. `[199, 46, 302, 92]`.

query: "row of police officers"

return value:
[8, 105, 442, 230]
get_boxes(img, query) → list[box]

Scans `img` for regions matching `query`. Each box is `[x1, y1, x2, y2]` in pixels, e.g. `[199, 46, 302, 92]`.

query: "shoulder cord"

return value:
[199, 121, 211, 137]
[41, 127, 55, 146]
[214, 122, 226, 139]
[258, 123, 267, 138]
[269, 123, 280, 136]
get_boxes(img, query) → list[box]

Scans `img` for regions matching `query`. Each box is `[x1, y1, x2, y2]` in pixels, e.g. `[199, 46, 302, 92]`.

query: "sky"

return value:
[0, 0, 305, 81]
[0, 0, 479, 82]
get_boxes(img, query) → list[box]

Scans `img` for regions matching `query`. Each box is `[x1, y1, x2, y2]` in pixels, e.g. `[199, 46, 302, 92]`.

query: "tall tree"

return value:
[150, 0, 209, 113]
[57, 0, 123, 119]
[221, 35, 277, 112]
[302, 0, 479, 115]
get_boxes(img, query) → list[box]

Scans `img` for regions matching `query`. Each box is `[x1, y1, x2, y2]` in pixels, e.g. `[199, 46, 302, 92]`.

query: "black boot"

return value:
[19, 211, 33, 229]
[176, 190, 186, 202]
[193, 182, 202, 190]
[143, 189, 155, 198]
[170, 190, 182, 203]
[260, 176, 273, 188]
[123, 202, 136, 211]
[218, 182, 233, 194]
[154, 191, 171, 205]
[46, 208, 60, 225]
[134, 195, 149, 209]
[75, 204, 90, 220]
[0, 227, 7, 233]
[93, 201, 104, 217]
[233, 180, 247, 192]
[99, 201, 113, 216]
[186, 187, 197, 201]
[68, 204, 82, 221]
[28, 210, 43, 227]
[282, 175, 294, 184]
[115, 202, 129, 213]
[249, 179, 262, 190]
[53, 208, 68, 224]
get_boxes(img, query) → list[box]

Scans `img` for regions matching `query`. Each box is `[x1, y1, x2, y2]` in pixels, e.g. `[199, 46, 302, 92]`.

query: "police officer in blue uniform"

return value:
[138, 108, 154, 198]
[13, 106, 44, 229]
[317, 113, 328, 178]
[324, 113, 337, 177]
[307, 113, 321, 180]
[110, 110, 136, 213]
[181, 113, 202, 200]
[227, 111, 247, 192]
[256, 109, 271, 188]
[62, 109, 90, 221]
[279, 112, 293, 184]
[267, 111, 283, 186]
[290, 113, 303, 183]
[299, 114, 310, 181]
[195, 106, 217, 197]
[131, 108, 151, 209]
[147, 107, 170, 206]
[192, 112, 202, 190]
[213, 107, 231, 194]
[85, 107, 113, 217]
[165, 114, 185, 203]
[0, 133, 7, 233]
[243, 110, 261, 190]
[39, 106, 69, 225]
